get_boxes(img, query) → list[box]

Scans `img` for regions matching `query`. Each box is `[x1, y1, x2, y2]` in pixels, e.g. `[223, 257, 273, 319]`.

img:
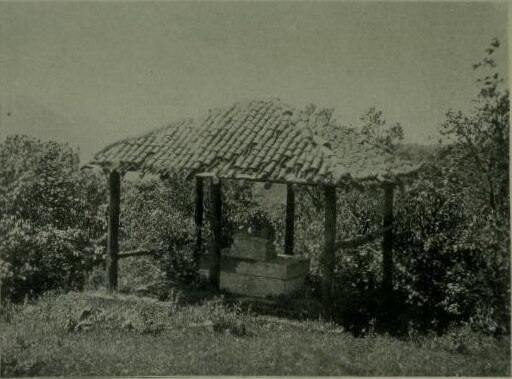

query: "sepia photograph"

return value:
[0, 0, 509, 376]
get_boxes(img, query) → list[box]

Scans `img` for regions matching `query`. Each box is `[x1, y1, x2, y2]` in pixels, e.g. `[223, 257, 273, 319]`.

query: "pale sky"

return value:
[0, 1, 508, 161]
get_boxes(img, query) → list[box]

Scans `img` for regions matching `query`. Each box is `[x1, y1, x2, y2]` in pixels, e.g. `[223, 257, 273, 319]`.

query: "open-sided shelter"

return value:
[91, 99, 421, 311]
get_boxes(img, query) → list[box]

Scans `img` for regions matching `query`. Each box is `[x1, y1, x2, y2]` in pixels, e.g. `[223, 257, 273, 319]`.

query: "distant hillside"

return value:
[397, 142, 440, 163]
[0, 94, 110, 161]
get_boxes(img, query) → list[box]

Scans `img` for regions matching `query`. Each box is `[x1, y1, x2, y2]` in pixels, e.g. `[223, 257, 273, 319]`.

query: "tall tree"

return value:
[441, 38, 509, 227]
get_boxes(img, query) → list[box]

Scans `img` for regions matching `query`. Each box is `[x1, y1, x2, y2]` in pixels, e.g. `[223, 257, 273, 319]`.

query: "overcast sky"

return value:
[0, 1, 508, 161]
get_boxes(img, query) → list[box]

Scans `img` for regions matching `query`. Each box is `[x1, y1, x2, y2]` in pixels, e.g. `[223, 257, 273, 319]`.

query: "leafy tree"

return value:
[390, 39, 510, 334]
[437, 38, 510, 332]
[441, 38, 509, 227]
[360, 107, 404, 154]
[0, 135, 106, 301]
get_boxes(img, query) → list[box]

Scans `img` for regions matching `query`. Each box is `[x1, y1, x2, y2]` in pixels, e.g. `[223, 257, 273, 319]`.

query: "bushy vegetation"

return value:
[393, 39, 509, 334]
[119, 177, 198, 285]
[0, 136, 106, 302]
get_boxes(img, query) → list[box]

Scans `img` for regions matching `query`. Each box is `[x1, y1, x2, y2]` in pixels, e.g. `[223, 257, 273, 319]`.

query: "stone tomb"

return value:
[200, 232, 310, 298]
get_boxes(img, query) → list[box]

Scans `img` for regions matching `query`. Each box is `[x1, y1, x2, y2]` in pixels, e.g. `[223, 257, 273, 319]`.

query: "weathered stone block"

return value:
[201, 250, 310, 298]
[224, 233, 277, 261]
[220, 255, 310, 280]
[219, 272, 306, 298]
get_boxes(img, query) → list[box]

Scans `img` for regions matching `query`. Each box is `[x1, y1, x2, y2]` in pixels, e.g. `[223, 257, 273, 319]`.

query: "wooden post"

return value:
[322, 185, 336, 316]
[284, 183, 295, 255]
[194, 177, 204, 268]
[382, 183, 394, 292]
[210, 178, 222, 288]
[106, 170, 121, 292]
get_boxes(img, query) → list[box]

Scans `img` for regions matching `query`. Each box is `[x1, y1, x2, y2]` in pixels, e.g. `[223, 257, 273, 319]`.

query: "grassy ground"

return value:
[1, 291, 509, 377]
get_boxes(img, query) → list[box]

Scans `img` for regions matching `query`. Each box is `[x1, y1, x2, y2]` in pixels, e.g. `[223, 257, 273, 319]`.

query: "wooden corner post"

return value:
[322, 185, 336, 316]
[284, 183, 295, 255]
[106, 170, 121, 292]
[210, 178, 222, 288]
[382, 183, 394, 292]
[194, 176, 204, 269]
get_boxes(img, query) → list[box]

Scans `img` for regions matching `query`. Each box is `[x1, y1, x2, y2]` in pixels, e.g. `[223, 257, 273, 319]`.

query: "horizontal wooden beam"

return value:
[117, 249, 157, 259]
[117, 168, 404, 191]
[334, 225, 391, 251]
[194, 172, 359, 189]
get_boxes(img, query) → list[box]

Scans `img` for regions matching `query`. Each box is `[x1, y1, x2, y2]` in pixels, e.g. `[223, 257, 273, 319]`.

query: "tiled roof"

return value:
[92, 99, 421, 186]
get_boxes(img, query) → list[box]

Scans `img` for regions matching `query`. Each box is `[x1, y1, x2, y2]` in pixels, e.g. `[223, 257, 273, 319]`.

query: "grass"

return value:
[1, 290, 510, 376]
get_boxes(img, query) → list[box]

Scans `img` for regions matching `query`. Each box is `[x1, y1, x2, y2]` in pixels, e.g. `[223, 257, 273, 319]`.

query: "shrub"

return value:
[0, 216, 102, 302]
[120, 177, 198, 285]
[392, 158, 510, 334]
[0, 136, 106, 302]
